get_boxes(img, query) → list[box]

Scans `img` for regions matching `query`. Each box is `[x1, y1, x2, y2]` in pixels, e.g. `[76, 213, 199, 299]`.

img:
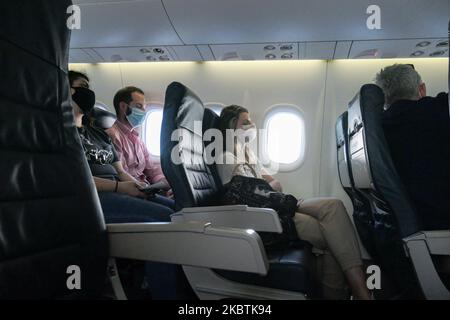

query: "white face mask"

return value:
[237, 126, 257, 144]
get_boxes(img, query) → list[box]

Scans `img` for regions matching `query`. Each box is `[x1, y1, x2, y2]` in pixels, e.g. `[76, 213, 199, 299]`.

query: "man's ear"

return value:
[119, 101, 128, 115]
[419, 82, 427, 98]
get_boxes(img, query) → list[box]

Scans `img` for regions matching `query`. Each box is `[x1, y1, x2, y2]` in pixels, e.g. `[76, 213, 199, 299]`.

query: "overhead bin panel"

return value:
[70, 0, 183, 48]
[349, 38, 449, 59]
[210, 43, 299, 61]
[163, 0, 449, 44]
[169, 46, 203, 61]
[305, 42, 336, 60]
[92, 46, 175, 62]
[69, 48, 104, 63]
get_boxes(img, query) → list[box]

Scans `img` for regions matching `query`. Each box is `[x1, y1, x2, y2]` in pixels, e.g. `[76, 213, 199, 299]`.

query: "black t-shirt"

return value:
[382, 92, 450, 230]
[77, 125, 120, 181]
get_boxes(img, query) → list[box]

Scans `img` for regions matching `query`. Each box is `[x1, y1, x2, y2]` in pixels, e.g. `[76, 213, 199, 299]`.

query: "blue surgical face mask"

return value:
[126, 106, 147, 128]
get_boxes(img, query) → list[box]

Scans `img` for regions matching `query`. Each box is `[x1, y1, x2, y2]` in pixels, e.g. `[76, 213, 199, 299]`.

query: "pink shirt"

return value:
[107, 121, 166, 184]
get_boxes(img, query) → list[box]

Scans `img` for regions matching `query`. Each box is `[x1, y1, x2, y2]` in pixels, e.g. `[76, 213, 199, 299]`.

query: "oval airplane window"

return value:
[143, 103, 163, 157]
[204, 102, 225, 116]
[262, 105, 306, 172]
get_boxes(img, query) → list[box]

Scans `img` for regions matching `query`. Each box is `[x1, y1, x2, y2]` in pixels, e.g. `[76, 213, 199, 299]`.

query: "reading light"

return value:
[410, 50, 424, 57]
[264, 45, 276, 51]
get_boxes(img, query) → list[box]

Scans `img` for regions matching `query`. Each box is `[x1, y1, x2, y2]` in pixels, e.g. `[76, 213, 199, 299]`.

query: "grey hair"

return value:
[375, 64, 422, 108]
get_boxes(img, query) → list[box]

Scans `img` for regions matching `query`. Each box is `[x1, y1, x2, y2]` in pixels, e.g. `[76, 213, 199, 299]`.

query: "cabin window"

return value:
[143, 103, 163, 157]
[262, 105, 305, 172]
[204, 102, 225, 116]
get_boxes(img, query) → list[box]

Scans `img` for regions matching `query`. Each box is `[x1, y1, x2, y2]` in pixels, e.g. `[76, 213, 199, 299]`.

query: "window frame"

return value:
[142, 102, 164, 158]
[260, 104, 306, 172]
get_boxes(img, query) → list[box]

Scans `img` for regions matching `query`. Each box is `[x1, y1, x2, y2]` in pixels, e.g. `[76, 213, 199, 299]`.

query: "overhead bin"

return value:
[70, 0, 183, 48]
[163, 0, 449, 44]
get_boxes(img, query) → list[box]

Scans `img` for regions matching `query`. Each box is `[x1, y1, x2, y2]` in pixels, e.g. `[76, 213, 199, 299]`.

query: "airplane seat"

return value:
[335, 112, 378, 260]
[161, 82, 318, 299]
[0, 0, 108, 298]
[0, 1, 276, 300]
[346, 84, 450, 299]
[90, 105, 117, 129]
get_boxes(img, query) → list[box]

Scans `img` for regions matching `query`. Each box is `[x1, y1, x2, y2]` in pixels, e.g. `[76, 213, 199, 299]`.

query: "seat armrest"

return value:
[171, 205, 282, 233]
[107, 222, 269, 275]
[403, 230, 450, 299]
[403, 230, 450, 255]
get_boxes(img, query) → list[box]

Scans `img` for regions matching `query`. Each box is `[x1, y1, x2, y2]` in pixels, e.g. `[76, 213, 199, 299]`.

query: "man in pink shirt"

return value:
[107, 86, 174, 209]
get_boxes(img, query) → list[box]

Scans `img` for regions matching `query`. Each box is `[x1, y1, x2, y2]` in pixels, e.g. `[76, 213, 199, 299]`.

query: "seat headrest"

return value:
[203, 108, 220, 134]
[91, 105, 117, 129]
[357, 84, 421, 236]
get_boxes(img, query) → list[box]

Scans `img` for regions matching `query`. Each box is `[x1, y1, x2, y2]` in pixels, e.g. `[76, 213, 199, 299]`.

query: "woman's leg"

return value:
[98, 192, 173, 223]
[293, 212, 349, 299]
[297, 197, 371, 299]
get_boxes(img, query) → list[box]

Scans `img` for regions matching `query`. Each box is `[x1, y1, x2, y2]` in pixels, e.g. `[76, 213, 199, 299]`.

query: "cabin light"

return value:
[436, 41, 449, 48]
[429, 50, 446, 57]
[265, 53, 276, 60]
[159, 55, 170, 61]
[140, 48, 150, 54]
[153, 48, 165, 54]
[416, 41, 431, 48]
[281, 53, 293, 59]
[280, 44, 293, 51]
[410, 50, 424, 57]
[264, 45, 276, 51]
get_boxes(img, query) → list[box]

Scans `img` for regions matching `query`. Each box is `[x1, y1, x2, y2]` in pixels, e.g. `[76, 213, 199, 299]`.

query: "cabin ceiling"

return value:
[70, 0, 449, 62]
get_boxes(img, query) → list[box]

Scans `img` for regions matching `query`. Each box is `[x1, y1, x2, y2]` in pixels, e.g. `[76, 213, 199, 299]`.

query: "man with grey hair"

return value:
[375, 64, 450, 230]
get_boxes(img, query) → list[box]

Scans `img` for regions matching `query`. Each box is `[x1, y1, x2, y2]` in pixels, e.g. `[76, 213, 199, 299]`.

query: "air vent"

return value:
[265, 53, 276, 60]
[280, 44, 293, 51]
[281, 53, 293, 59]
[153, 48, 165, 54]
[140, 48, 150, 54]
[429, 50, 446, 57]
[264, 45, 276, 51]
[410, 50, 424, 57]
[436, 41, 449, 48]
[416, 41, 431, 48]
[146, 56, 157, 61]
[159, 55, 170, 61]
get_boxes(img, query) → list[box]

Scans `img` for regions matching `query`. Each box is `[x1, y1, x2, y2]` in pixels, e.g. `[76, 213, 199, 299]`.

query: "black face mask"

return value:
[72, 87, 95, 114]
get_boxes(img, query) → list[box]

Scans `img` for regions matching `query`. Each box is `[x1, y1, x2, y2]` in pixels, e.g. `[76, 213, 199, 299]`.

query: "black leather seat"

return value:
[345, 84, 426, 298]
[161, 82, 317, 298]
[0, 0, 108, 299]
[335, 112, 378, 260]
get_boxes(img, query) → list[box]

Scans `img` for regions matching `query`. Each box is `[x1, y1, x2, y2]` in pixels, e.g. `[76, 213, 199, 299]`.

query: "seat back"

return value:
[0, 1, 108, 298]
[336, 112, 378, 259]
[347, 84, 421, 295]
[202, 108, 225, 191]
[160, 82, 219, 210]
[335, 112, 351, 189]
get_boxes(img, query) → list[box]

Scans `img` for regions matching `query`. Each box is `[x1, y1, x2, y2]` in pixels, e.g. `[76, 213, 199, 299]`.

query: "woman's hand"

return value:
[270, 180, 283, 193]
[118, 181, 147, 198]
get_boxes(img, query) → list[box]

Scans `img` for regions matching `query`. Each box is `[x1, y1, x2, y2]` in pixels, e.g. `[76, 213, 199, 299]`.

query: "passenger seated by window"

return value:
[216, 105, 372, 300]
[375, 64, 450, 230]
[106, 86, 175, 209]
